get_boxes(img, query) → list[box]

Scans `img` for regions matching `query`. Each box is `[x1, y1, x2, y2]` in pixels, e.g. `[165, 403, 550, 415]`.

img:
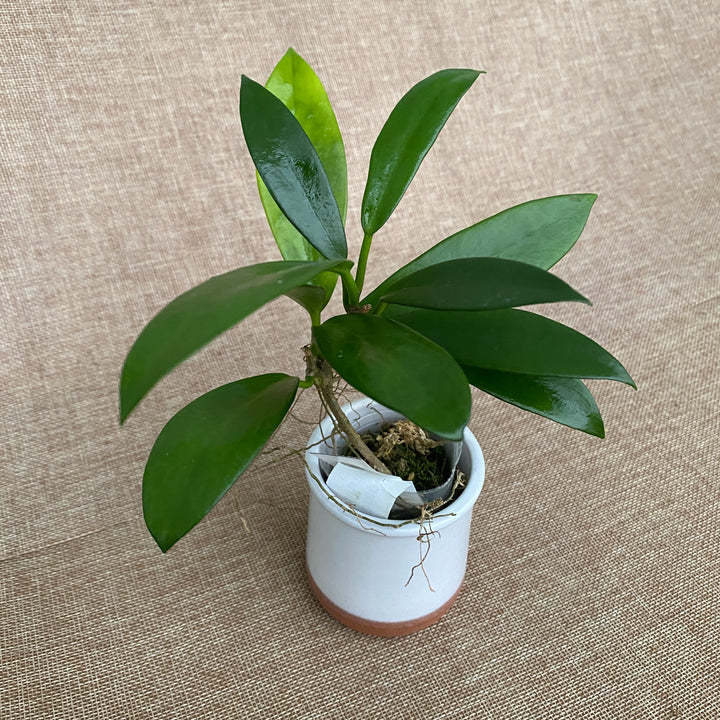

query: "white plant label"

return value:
[320, 456, 417, 518]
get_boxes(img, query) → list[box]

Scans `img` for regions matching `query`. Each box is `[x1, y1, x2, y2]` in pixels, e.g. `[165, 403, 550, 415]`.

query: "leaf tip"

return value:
[144, 508, 177, 553]
[461, 68, 484, 87]
[240, 74, 259, 97]
[155, 533, 174, 554]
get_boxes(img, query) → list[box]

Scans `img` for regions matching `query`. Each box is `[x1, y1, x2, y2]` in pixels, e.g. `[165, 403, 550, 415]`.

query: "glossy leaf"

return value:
[361, 68, 482, 235]
[363, 194, 597, 307]
[120, 259, 350, 422]
[379, 257, 589, 310]
[463, 367, 604, 437]
[240, 75, 347, 260]
[143, 374, 299, 552]
[257, 48, 347, 307]
[391, 308, 636, 386]
[313, 314, 471, 440]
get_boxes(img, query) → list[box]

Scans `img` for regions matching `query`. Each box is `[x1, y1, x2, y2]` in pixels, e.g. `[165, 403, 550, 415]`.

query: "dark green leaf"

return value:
[120, 259, 349, 422]
[143, 374, 299, 552]
[313, 314, 471, 440]
[240, 75, 347, 260]
[463, 367, 604, 436]
[257, 48, 347, 306]
[284, 284, 327, 316]
[363, 194, 597, 307]
[361, 68, 482, 235]
[379, 257, 589, 310]
[391, 308, 635, 387]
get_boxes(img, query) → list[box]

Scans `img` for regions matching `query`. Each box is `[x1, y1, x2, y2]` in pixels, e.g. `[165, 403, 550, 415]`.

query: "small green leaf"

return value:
[257, 48, 347, 307]
[143, 374, 299, 552]
[363, 194, 597, 307]
[120, 259, 350, 422]
[240, 75, 347, 260]
[361, 68, 482, 235]
[379, 257, 589, 310]
[391, 308, 636, 387]
[313, 314, 471, 440]
[463, 367, 604, 437]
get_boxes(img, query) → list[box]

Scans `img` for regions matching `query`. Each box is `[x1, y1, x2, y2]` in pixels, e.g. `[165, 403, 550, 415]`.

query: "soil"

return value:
[356, 419, 450, 491]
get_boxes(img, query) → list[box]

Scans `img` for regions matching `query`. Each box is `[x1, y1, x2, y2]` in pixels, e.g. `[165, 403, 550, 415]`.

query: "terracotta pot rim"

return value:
[305, 398, 485, 536]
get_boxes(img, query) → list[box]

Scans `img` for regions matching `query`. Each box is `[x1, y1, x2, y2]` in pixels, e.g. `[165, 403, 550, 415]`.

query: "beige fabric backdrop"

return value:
[2, 1, 718, 718]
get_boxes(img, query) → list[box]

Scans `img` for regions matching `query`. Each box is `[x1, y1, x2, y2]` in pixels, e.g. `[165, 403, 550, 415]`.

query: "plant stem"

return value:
[355, 231, 373, 296]
[338, 268, 360, 310]
[305, 348, 390, 474]
[316, 382, 391, 475]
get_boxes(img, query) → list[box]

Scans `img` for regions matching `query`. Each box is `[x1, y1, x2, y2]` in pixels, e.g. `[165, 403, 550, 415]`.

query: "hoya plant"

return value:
[120, 49, 634, 552]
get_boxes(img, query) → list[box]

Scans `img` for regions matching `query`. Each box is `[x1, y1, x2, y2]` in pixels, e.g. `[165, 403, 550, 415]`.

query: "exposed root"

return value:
[230, 496, 251, 533]
[371, 419, 444, 459]
[404, 499, 444, 591]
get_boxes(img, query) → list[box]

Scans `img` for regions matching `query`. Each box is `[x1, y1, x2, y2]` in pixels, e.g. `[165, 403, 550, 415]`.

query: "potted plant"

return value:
[120, 48, 635, 636]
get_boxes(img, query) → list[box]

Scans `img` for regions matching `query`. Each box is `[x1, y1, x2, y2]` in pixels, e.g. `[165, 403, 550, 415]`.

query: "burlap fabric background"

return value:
[2, 1, 718, 717]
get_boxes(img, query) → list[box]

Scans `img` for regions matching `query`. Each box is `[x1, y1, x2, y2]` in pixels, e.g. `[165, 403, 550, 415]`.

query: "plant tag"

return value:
[325, 461, 415, 518]
[313, 454, 373, 472]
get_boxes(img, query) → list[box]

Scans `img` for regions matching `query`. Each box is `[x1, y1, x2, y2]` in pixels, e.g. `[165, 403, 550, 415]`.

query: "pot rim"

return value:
[305, 398, 485, 536]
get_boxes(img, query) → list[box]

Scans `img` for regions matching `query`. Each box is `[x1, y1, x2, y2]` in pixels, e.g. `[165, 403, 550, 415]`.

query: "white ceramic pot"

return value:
[305, 398, 485, 637]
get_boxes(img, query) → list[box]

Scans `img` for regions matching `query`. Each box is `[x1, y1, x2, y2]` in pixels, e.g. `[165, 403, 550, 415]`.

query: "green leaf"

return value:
[391, 308, 636, 387]
[284, 284, 327, 316]
[240, 75, 347, 260]
[463, 367, 604, 437]
[291, 274, 338, 315]
[361, 68, 482, 235]
[257, 48, 348, 307]
[363, 194, 597, 307]
[379, 257, 589, 310]
[313, 314, 471, 440]
[143, 374, 299, 552]
[120, 259, 350, 422]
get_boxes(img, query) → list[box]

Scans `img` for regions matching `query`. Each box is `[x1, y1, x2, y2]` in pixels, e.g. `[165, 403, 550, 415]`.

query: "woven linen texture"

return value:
[2, 1, 718, 718]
